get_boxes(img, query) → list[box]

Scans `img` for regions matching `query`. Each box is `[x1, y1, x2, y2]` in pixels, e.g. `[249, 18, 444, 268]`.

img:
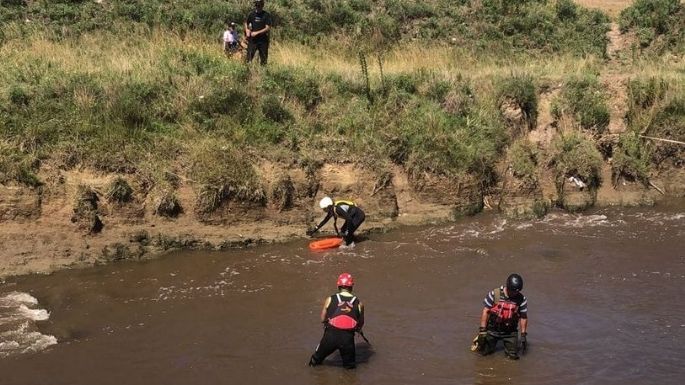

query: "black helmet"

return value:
[506, 273, 523, 292]
[254, 0, 264, 6]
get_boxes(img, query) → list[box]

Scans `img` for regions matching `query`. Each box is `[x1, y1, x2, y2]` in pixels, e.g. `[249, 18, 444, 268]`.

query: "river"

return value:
[0, 203, 683, 385]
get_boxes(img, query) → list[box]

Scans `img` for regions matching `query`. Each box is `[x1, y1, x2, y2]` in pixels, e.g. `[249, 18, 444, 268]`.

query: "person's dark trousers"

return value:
[479, 331, 519, 359]
[309, 328, 356, 369]
[246, 38, 269, 65]
[341, 209, 365, 245]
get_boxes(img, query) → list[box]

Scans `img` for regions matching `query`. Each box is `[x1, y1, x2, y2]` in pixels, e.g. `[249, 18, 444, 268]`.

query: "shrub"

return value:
[195, 184, 224, 215]
[261, 95, 292, 123]
[8, 85, 30, 106]
[0, 143, 41, 187]
[425, 80, 451, 102]
[612, 131, 650, 185]
[562, 75, 610, 133]
[627, 77, 667, 110]
[71, 184, 103, 233]
[556, 0, 577, 21]
[389, 73, 420, 94]
[551, 132, 603, 190]
[262, 68, 322, 110]
[106, 177, 134, 203]
[270, 174, 295, 211]
[619, 0, 683, 51]
[509, 139, 538, 182]
[188, 139, 264, 213]
[441, 82, 474, 118]
[497, 74, 538, 130]
[155, 191, 182, 218]
[191, 86, 253, 126]
[619, 0, 681, 34]
[646, 97, 685, 167]
[109, 80, 160, 130]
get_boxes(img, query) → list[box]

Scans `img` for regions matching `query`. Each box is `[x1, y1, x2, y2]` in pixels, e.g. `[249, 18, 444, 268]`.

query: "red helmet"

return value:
[337, 273, 354, 287]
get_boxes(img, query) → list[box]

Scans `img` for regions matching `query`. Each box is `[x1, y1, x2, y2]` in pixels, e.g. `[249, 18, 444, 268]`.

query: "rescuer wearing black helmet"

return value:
[473, 273, 528, 359]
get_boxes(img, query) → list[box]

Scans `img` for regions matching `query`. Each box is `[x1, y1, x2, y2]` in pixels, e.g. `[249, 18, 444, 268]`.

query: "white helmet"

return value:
[319, 196, 333, 209]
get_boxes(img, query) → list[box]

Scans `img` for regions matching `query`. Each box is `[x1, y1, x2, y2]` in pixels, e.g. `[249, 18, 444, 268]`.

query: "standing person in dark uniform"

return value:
[475, 273, 528, 360]
[244, 0, 272, 65]
[307, 196, 366, 248]
[309, 273, 365, 369]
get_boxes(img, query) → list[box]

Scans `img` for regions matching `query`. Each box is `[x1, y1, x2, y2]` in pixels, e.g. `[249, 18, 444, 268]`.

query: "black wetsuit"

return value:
[309, 292, 363, 369]
[313, 201, 366, 245]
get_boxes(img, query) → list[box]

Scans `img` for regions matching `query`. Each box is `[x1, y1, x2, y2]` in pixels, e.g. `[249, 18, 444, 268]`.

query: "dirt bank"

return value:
[1, 154, 683, 279]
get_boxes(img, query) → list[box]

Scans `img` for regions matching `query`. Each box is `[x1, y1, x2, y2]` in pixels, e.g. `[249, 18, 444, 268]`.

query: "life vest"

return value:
[334, 200, 356, 207]
[333, 200, 357, 220]
[326, 293, 360, 330]
[487, 288, 520, 332]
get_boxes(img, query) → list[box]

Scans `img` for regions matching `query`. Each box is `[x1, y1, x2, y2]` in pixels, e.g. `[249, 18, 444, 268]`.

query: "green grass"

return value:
[0, 0, 682, 213]
[619, 0, 684, 54]
[551, 131, 603, 191]
[1, 0, 610, 56]
[559, 74, 610, 133]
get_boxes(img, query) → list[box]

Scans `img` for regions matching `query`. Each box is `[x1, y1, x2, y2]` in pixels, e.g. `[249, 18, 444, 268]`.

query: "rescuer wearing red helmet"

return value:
[308, 273, 365, 369]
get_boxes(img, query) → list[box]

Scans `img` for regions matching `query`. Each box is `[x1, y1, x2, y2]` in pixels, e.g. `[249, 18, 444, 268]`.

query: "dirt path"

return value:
[601, 22, 632, 135]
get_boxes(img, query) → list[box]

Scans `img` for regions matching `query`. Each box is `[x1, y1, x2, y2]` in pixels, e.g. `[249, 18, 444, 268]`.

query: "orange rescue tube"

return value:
[308, 237, 343, 251]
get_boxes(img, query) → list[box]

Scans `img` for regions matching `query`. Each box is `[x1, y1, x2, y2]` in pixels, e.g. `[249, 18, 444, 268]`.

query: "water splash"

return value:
[0, 292, 57, 357]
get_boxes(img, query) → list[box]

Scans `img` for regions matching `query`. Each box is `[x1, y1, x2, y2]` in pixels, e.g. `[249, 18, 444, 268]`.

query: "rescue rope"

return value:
[639, 135, 685, 145]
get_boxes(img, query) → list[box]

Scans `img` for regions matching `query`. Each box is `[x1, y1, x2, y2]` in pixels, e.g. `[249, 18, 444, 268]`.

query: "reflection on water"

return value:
[0, 203, 683, 385]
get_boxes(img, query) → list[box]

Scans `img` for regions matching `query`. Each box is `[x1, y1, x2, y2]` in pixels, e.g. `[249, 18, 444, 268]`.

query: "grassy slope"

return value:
[0, 0, 683, 212]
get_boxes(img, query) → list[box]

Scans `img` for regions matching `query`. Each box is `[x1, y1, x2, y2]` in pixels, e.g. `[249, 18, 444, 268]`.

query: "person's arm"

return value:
[479, 307, 489, 329]
[320, 297, 331, 323]
[308, 209, 333, 235]
[252, 13, 271, 37]
[244, 20, 251, 38]
[519, 317, 528, 334]
[357, 302, 364, 330]
[251, 24, 270, 37]
[480, 289, 494, 330]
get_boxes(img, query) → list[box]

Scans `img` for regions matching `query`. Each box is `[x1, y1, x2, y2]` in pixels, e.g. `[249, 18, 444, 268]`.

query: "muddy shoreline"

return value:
[1, 160, 683, 279]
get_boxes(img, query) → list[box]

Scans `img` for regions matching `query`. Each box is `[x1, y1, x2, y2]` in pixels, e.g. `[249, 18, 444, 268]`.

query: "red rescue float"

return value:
[308, 237, 343, 251]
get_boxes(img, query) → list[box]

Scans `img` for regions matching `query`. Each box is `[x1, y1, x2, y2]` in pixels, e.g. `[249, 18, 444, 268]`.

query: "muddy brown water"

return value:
[1, 203, 684, 385]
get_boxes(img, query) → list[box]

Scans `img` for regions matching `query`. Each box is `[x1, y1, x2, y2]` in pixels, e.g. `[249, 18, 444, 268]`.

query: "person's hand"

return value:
[476, 327, 487, 347]
[520, 332, 527, 353]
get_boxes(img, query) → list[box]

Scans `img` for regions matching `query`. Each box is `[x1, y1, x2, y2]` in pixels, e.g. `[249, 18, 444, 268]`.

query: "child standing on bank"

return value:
[222, 22, 239, 56]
